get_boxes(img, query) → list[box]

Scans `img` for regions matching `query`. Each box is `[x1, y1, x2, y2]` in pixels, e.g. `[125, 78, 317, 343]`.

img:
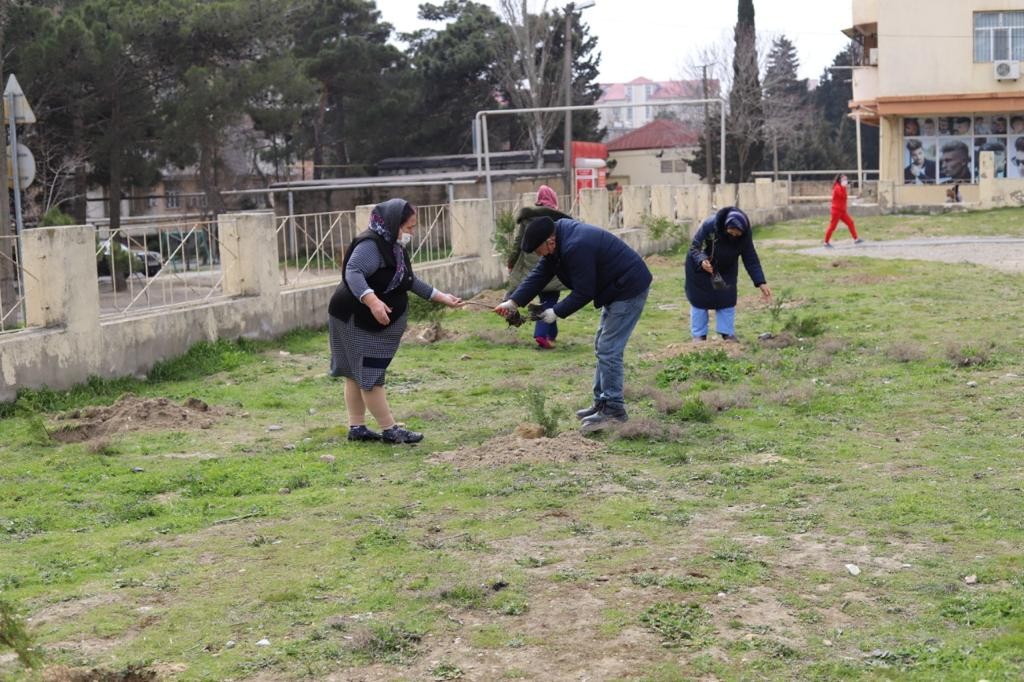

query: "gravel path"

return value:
[788, 236, 1024, 273]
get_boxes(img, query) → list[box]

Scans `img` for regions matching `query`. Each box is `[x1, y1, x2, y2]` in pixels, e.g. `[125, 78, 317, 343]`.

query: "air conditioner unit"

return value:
[868, 48, 878, 66]
[994, 60, 1020, 81]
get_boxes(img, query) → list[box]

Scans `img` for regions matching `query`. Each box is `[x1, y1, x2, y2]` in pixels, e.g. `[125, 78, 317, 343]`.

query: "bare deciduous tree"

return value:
[494, 0, 568, 167]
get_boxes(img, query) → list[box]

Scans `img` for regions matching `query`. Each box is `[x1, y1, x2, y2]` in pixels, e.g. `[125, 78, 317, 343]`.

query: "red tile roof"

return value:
[605, 118, 700, 151]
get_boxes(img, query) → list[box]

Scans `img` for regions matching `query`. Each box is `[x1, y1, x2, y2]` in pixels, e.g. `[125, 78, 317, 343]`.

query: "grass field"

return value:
[1, 209, 1023, 681]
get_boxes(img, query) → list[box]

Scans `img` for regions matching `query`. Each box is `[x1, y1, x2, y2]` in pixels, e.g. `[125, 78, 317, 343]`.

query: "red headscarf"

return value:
[535, 185, 559, 209]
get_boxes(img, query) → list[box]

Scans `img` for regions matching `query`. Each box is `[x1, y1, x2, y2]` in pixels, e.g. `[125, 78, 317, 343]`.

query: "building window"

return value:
[660, 160, 673, 173]
[975, 11, 1024, 62]
[166, 190, 180, 209]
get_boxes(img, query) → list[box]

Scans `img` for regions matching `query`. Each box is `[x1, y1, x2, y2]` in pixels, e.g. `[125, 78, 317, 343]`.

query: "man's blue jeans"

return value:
[690, 305, 735, 337]
[592, 288, 649, 408]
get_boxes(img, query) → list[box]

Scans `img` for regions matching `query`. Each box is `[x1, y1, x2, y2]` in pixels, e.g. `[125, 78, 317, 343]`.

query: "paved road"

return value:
[792, 236, 1024, 274]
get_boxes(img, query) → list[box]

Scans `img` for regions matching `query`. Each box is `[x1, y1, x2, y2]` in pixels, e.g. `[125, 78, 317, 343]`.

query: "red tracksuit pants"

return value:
[825, 212, 858, 242]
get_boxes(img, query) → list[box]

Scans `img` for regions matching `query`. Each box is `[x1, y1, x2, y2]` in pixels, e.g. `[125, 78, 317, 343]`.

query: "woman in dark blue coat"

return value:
[684, 207, 772, 341]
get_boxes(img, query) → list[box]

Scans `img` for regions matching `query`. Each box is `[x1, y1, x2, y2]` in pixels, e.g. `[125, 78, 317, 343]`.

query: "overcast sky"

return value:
[372, 0, 853, 84]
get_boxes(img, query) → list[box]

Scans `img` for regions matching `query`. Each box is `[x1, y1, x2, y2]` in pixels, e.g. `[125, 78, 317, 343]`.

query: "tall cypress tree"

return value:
[728, 0, 764, 182]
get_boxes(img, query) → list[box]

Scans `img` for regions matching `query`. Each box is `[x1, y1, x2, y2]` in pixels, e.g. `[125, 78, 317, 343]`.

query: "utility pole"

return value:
[0, 17, 15, 321]
[563, 1, 594, 200]
[562, 3, 574, 199]
[701, 63, 713, 185]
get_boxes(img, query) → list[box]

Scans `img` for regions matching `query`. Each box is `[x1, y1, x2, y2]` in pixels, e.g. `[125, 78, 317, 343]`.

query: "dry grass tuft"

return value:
[611, 417, 686, 442]
[886, 340, 927, 363]
[701, 386, 752, 412]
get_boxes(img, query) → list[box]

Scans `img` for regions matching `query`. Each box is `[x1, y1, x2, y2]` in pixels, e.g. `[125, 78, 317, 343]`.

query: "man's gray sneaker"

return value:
[575, 400, 605, 420]
[580, 404, 628, 433]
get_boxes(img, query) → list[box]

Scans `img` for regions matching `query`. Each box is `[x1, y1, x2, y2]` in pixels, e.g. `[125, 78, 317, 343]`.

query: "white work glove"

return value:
[539, 308, 557, 324]
[494, 299, 518, 318]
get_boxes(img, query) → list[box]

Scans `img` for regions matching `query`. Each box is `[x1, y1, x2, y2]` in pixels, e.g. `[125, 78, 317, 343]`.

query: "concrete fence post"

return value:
[714, 183, 737, 208]
[651, 185, 675, 221]
[621, 185, 650, 229]
[450, 198, 494, 259]
[451, 198, 502, 284]
[220, 212, 280, 299]
[23, 224, 102, 332]
[579, 188, 608, 228]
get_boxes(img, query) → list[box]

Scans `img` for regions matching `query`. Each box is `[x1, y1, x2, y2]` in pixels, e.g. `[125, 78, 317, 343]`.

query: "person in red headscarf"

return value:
[507, 185, 572, 348]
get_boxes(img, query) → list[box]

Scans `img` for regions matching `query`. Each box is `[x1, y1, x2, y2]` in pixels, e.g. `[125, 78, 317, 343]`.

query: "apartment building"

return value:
[597, 78, 712, 142]
[846, 0, 1024, 203]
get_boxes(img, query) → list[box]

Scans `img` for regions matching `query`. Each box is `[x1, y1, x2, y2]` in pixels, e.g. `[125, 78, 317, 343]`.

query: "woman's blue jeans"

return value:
[690, 306, 735, 337]
[533, 290, 559, 339]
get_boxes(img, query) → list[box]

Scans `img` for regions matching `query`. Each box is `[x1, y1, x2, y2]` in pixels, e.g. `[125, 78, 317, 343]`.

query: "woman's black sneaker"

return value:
[347, 425, 382, 442]
[382, 425, 423, 444]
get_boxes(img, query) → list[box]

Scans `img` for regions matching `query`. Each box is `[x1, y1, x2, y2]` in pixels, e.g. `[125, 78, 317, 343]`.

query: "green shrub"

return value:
[524, 387, 566, 437]
[39, 207, 76, 227]
[656, 349, 754, 386]
[641, 214, 684, 240]
[407, 294, 445, 323]
[492, 210, 518, 266]
[782, 313, 827, 338]
[0, 599, 39, 669]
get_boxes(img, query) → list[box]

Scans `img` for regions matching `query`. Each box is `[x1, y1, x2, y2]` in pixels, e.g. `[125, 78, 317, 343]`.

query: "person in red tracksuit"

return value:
[824, 174, 863, 248]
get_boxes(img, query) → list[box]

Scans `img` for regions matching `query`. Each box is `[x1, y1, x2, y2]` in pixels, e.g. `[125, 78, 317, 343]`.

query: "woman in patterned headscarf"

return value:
[684, 207, 772, 343]
[328, 198, 463, 444]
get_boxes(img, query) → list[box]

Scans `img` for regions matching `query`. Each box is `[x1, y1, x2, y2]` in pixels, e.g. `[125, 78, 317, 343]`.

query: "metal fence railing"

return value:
[608, 191, 624, 230]
[277, 204, 455, 288]
[0, 234, 32, 334]
[409, 203, 453, 264]
[491, 198, 520, 223]
[96, 218, 227, 319]
[276, 211, 356, 288]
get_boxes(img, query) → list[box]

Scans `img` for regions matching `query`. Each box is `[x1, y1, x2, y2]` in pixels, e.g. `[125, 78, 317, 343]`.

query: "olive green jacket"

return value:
[507, 205, 572, 294]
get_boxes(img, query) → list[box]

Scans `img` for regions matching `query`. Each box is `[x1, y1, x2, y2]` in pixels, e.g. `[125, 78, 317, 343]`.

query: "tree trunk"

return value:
[71, 111, 88, 222]
[312, 87, 328, 180]
[108, 99, 123, 233]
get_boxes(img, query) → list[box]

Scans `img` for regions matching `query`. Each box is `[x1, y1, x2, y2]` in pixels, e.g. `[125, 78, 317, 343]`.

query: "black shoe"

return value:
[382, 425, 423, 444]
[347, 425, 382, 442]
[694, 335, 707, 341]
[575, 400, 605, 421]
[720, 333, 739, 342]
[580, 404, 628, 433]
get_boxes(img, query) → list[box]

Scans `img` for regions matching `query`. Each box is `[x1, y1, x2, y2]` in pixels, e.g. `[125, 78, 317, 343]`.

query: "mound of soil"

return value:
[50, 395, 219, 443]
[641, 337, 745, 361]
[428, 429, 604, 468]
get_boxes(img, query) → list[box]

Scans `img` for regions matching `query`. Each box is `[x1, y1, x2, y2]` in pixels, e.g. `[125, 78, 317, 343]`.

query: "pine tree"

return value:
[728, 0, 765, 182]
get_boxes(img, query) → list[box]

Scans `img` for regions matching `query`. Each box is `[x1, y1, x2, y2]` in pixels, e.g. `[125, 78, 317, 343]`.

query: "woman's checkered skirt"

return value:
[328, 311, 408, 390]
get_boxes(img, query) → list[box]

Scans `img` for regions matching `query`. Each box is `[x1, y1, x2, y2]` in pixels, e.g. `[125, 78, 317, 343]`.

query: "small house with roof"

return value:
[605, 118, 701, 187]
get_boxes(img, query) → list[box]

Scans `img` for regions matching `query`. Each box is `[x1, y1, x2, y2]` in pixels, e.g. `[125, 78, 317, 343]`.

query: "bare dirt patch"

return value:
[49, 395, 220, 444]
[640, 337, 746, 362]
[427, 430, 604, 468]
[401, 321, 464, 344]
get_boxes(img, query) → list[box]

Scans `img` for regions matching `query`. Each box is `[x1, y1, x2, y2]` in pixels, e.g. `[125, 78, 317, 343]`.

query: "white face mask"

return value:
[840, 179, 848, 187]
[397, 232, 412, 247]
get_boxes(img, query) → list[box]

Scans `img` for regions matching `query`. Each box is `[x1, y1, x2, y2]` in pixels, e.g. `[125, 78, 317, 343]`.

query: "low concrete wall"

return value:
[579, 188, 609, 228]
[622, 185, 650, 229]
[3, 183, 810, 402]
